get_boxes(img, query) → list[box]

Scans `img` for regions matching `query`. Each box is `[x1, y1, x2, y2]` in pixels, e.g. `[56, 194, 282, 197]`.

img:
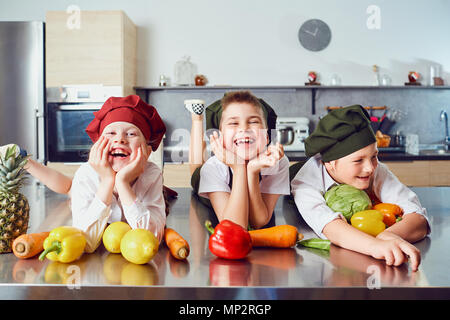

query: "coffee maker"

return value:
[275, 117, 310, 151]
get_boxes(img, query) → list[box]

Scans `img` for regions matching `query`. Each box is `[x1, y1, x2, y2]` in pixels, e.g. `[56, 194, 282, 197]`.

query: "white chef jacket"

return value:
[71, 161, 166, 253]
[291, 154, 430, 239]
[198, 154, 291, 198]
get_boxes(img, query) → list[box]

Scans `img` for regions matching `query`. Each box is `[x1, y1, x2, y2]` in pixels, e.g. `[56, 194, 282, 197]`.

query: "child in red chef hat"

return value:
[6, 95, 168, 253]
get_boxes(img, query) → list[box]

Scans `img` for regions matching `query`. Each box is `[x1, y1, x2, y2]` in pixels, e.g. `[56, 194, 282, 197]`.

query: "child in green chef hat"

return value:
[187, 91, 290, 230]
[290, 105, 430, 271]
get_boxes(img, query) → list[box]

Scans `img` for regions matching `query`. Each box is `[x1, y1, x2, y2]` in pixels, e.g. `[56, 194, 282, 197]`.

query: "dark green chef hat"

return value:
[205, 93, 277, 142]
[305, 105, 376, 162]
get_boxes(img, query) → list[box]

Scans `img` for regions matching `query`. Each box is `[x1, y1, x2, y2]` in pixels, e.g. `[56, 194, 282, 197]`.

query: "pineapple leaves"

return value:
[4, 146, 17, 160]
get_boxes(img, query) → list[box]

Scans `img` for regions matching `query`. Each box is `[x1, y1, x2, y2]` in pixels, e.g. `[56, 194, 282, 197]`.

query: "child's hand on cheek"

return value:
[115, 142, 148, 185]
[210, 131, 244, 168]
[89, 136, 116, 182]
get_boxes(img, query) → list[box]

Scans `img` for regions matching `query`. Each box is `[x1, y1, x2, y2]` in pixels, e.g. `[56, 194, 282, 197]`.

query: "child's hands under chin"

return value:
[115, 141, 150, 185]
[247, 142, 284, 174]
[210, 131, 245, 168]
[89, 136, 116, 182]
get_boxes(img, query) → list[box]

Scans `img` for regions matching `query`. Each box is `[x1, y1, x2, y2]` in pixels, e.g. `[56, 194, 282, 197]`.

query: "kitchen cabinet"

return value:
[383, 161, 430, 187]
[163, 163, 192, 188]
[383, 160, 450, 187]
[46, 10, 136, 95]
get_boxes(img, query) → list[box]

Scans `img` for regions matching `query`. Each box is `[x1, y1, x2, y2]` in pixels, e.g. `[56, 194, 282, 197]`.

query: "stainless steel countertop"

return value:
[1, 183, 450, 300]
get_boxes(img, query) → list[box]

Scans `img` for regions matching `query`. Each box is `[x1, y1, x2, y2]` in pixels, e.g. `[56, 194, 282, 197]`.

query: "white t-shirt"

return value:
[290, 154, 431, 239]
[71, 161, 166, 253]
[198, 154, 291, 198]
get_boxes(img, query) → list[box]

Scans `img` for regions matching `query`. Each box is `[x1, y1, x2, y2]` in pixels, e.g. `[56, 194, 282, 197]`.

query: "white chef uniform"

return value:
[291, 154, 431, 239]
[71, 161, 166, 253]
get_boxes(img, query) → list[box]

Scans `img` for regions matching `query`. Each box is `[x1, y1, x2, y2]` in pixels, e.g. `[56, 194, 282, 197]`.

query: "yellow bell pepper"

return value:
[350, 210, 386, 237]
[38, 226, 86, 263]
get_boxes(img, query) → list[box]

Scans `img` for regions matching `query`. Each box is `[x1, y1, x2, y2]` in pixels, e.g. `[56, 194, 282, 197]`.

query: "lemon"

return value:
[121, 262, 158, 285]
[120, 229, 159, 264]
[103, 222, 131, 253]
[103, 253, 128, 284]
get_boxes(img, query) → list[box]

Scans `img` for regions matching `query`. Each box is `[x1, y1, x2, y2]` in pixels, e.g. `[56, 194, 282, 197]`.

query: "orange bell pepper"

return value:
[373, 203, 404, 227]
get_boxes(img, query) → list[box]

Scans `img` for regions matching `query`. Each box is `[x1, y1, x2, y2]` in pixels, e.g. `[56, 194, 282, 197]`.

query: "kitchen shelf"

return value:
[134, 85, 450, 115]
[135, 85, 450, 90]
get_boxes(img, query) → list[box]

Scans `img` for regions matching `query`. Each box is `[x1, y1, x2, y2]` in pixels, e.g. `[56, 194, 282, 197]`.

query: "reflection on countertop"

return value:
[1, 184, 449, 299]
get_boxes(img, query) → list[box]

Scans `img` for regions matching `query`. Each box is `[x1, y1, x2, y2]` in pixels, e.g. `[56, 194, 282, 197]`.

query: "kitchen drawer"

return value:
[429, 160, 450, 186]
[384, 161, 430, 187]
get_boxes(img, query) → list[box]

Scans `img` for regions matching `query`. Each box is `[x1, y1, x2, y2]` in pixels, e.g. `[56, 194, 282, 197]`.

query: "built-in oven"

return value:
[45, 85, 118, 163]
[46, 102, 101, 162]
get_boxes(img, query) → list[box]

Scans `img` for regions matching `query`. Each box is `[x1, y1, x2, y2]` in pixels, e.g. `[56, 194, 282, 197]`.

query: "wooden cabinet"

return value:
[46, 10, 136, 95]
[383, 161, 430, 187]
[384, 161, 450, 187]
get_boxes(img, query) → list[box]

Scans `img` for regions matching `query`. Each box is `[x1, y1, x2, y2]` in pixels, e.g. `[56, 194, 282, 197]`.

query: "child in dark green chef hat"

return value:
[290, 105, 430, 271]
[186, 91, 290, 230]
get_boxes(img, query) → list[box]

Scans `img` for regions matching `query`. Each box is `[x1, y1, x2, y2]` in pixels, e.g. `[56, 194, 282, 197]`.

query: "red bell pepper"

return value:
[205, 220, 252, 260]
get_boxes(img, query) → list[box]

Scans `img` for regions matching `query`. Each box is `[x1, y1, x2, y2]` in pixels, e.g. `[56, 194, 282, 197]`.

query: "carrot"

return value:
[12, 231, 50, 259]
[249, 225, 304, 248]
[164, 228, 190, 260]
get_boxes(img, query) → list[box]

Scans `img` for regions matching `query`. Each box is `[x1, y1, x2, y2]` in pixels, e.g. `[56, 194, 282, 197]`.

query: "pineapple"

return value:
[0, 145, 30, 253]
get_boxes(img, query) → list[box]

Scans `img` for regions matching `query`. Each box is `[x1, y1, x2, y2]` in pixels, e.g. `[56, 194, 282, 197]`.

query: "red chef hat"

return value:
[85, 95, 166, 151]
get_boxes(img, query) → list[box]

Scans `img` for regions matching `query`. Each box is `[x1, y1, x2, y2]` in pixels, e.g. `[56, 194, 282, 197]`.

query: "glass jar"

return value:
[174, 56, 196, 86]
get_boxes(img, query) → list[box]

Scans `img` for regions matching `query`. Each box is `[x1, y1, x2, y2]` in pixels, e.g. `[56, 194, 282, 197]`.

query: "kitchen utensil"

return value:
[390, 131, 405, 147]
[378, 119, 394, 134]
[276, 127, 295, 145]
[370, 121, 380, 133]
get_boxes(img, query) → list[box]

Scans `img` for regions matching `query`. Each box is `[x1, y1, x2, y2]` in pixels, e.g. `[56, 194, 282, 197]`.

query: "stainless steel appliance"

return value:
[0, 21, 45, 162]
[275, 117, 310, 151]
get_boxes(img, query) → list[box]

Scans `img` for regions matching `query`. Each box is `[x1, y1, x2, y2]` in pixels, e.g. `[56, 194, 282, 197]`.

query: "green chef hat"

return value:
[205, 95, 278, 143]
[305, 105, 376, 162]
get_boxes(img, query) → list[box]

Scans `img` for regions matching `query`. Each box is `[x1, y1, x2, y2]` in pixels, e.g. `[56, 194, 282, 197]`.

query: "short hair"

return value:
[221, 90, 262, 110]
[220, 91, 266, 127]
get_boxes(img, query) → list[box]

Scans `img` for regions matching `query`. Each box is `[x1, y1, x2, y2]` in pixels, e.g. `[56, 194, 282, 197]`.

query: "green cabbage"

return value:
[324, 184, 372, 221]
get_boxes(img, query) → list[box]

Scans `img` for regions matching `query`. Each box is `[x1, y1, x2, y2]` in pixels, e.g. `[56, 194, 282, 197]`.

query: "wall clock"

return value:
[298, 19, 331, 52]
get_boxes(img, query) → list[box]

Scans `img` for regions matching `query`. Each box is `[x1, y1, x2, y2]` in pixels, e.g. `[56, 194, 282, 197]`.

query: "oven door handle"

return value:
[58, 104, 102, 111]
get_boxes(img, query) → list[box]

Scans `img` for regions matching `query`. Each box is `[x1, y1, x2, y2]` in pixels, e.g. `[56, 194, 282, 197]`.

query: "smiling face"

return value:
[101, 121, 150, 172]
[324, 142, 379, 190]
[220, 102, 268, 161]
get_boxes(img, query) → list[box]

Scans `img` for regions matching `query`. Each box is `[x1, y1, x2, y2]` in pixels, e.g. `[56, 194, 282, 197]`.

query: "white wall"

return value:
[1, 0, 449, 87]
